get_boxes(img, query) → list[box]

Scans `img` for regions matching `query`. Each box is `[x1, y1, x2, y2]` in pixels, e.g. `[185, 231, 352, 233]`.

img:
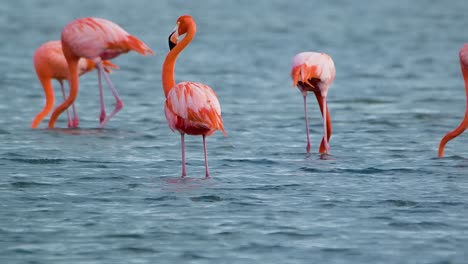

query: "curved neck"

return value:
[438, 64, 468, 157]
[162, 24, 196, 97]
[463, 65, 468, 106]
[48, 43, 80, 128]
[31, 76, 55, 128]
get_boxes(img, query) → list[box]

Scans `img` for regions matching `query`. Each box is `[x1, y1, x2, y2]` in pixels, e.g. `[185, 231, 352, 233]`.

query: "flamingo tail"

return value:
[126, 35, 154, 56]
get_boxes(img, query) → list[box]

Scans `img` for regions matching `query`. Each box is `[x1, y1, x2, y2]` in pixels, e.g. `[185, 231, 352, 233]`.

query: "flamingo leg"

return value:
[321, 96, 330, 154]
[298, 85, 311, 154]
[181, 133, 187, 177]
[63, 80, 80, 128]
[71, 102, 79, 128]
[303, 95, 312, 154]
[96, 64, 107, 125]
[59, 80, 73, 128]
[98, 62, 123, 128]
[314, 91, 332, 154]
[203, 135, 210, 178]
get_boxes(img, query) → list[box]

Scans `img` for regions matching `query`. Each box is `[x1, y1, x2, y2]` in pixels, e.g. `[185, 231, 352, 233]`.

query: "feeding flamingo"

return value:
[48, 17, 153, 129]
[438, 44, 468, 157]
[291, 52, 335, 155]
[31, 40, 118, 128]
[162, 15, 226, 177]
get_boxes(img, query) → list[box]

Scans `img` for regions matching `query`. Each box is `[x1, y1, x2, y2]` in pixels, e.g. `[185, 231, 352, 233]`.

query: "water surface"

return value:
[1, 0, 468, 263]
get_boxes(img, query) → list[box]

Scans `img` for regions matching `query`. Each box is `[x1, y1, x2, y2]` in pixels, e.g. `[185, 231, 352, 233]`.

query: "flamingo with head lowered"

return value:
[438, 44, 468, 157]
[162, 15, 226, 178]
[291, 52, 335, 155]
[48, 17, 153, 129]
[31, 40, 118, 128]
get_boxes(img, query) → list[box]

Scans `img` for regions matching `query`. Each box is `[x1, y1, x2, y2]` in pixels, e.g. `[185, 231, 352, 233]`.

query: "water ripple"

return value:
[118, 246, 159, 253]
[104, 233, 145, 239]
[267, 231, 322, 238]
[190, 195, 223, 202]
[301, 167, 423, 175]
[221, 158, 278, 165]
[388, 221, 450, 229]
[10, 181, 55, 188]
[144, 195, 179, 202]
[381, 199, 418, 207]
[320, 247, 357, 253]
[244, 184, 302, 191]
[4, 158, 66, 165]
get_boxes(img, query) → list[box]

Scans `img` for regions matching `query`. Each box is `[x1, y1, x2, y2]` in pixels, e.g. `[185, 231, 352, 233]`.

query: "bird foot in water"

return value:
[68, 119, 79, 128]
[99, 111, 106, 123]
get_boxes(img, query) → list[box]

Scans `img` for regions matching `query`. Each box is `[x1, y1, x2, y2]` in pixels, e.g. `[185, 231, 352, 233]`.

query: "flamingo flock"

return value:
[30, 15, 468, 177]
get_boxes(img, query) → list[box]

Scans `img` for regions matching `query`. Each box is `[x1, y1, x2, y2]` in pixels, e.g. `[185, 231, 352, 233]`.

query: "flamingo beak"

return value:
[168, 24, 179, 50]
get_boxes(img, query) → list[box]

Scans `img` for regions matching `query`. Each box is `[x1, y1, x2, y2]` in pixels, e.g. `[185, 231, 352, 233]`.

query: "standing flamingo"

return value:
[438, 44, 468, 157]
[162, 15, 226, 177]
[32, 40, 118, 128]
[291, 52, 335, 155]
[48, 17, 153, 129]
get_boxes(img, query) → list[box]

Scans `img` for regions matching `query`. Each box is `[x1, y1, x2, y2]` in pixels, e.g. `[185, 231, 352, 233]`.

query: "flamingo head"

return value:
[168, 24, 179, 50]
[168, 15, 196, 50]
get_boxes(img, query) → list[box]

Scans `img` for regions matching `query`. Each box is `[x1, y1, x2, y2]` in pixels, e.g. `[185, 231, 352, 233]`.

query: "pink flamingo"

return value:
[48, 17, 153, 129]
[291, 52, 335, 154]
[32, 40, 117, 128]
[438, 44, 468, 157]
[163, 15, 226, 177]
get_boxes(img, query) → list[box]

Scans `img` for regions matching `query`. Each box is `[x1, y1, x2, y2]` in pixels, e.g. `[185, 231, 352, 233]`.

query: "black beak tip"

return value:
[168, 31, 176, 50]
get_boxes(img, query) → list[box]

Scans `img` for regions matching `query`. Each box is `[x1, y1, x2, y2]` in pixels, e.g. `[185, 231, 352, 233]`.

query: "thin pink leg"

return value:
[59, 80, 73, 128]
[98, 63, 123, 128]
[203, 135, 210, 178]
[181, 133, 187, 177]
[321, 96, 330, 154]
[71, 103, 79, 128]
[96, 65, 107, 125]
[303, 94, 311, 154]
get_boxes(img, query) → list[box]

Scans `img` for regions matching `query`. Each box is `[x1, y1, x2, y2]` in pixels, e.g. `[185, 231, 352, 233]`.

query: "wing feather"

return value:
[291, 52, 336, 86]
[165, 82, 225, 135]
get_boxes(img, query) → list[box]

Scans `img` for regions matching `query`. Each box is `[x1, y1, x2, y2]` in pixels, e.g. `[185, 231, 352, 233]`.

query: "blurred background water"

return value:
[1, 0, 468, 263]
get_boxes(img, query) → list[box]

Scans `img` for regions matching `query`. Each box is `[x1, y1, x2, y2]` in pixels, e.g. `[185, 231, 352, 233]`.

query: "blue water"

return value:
[1, 0, 468, 263]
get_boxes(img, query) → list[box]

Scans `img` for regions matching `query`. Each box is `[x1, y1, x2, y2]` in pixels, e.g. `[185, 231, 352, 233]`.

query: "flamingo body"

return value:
[291, 52, 336, 96]
[61, 18, 152, 60]
[34, 41, 94, 80]
[438, 44, 468, 157]
[165, 81, 225, 136]
[291, 52, 335, 154]
[48, 17, 153, 128]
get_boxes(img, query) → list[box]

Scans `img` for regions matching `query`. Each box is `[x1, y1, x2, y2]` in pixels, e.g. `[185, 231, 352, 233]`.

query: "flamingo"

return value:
[47, 17, 154, 129]
[162, 15, 226, 177]
[291, 52, 335, 155]
[31, 40, 118, 128]
[438, 44, 468, 157]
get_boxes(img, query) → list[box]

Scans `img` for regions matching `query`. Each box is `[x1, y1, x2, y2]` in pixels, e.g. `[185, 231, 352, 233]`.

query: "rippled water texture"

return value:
[1, 0, 468, 263]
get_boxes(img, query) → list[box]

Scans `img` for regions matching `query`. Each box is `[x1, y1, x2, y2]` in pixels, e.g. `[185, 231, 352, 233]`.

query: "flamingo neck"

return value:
[48, 42, 80, 128]
[162, 24, 196, 97]
[31, 76, 54, 128]
[463, 66, 468, 109]
[438, 64, 468, 157]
